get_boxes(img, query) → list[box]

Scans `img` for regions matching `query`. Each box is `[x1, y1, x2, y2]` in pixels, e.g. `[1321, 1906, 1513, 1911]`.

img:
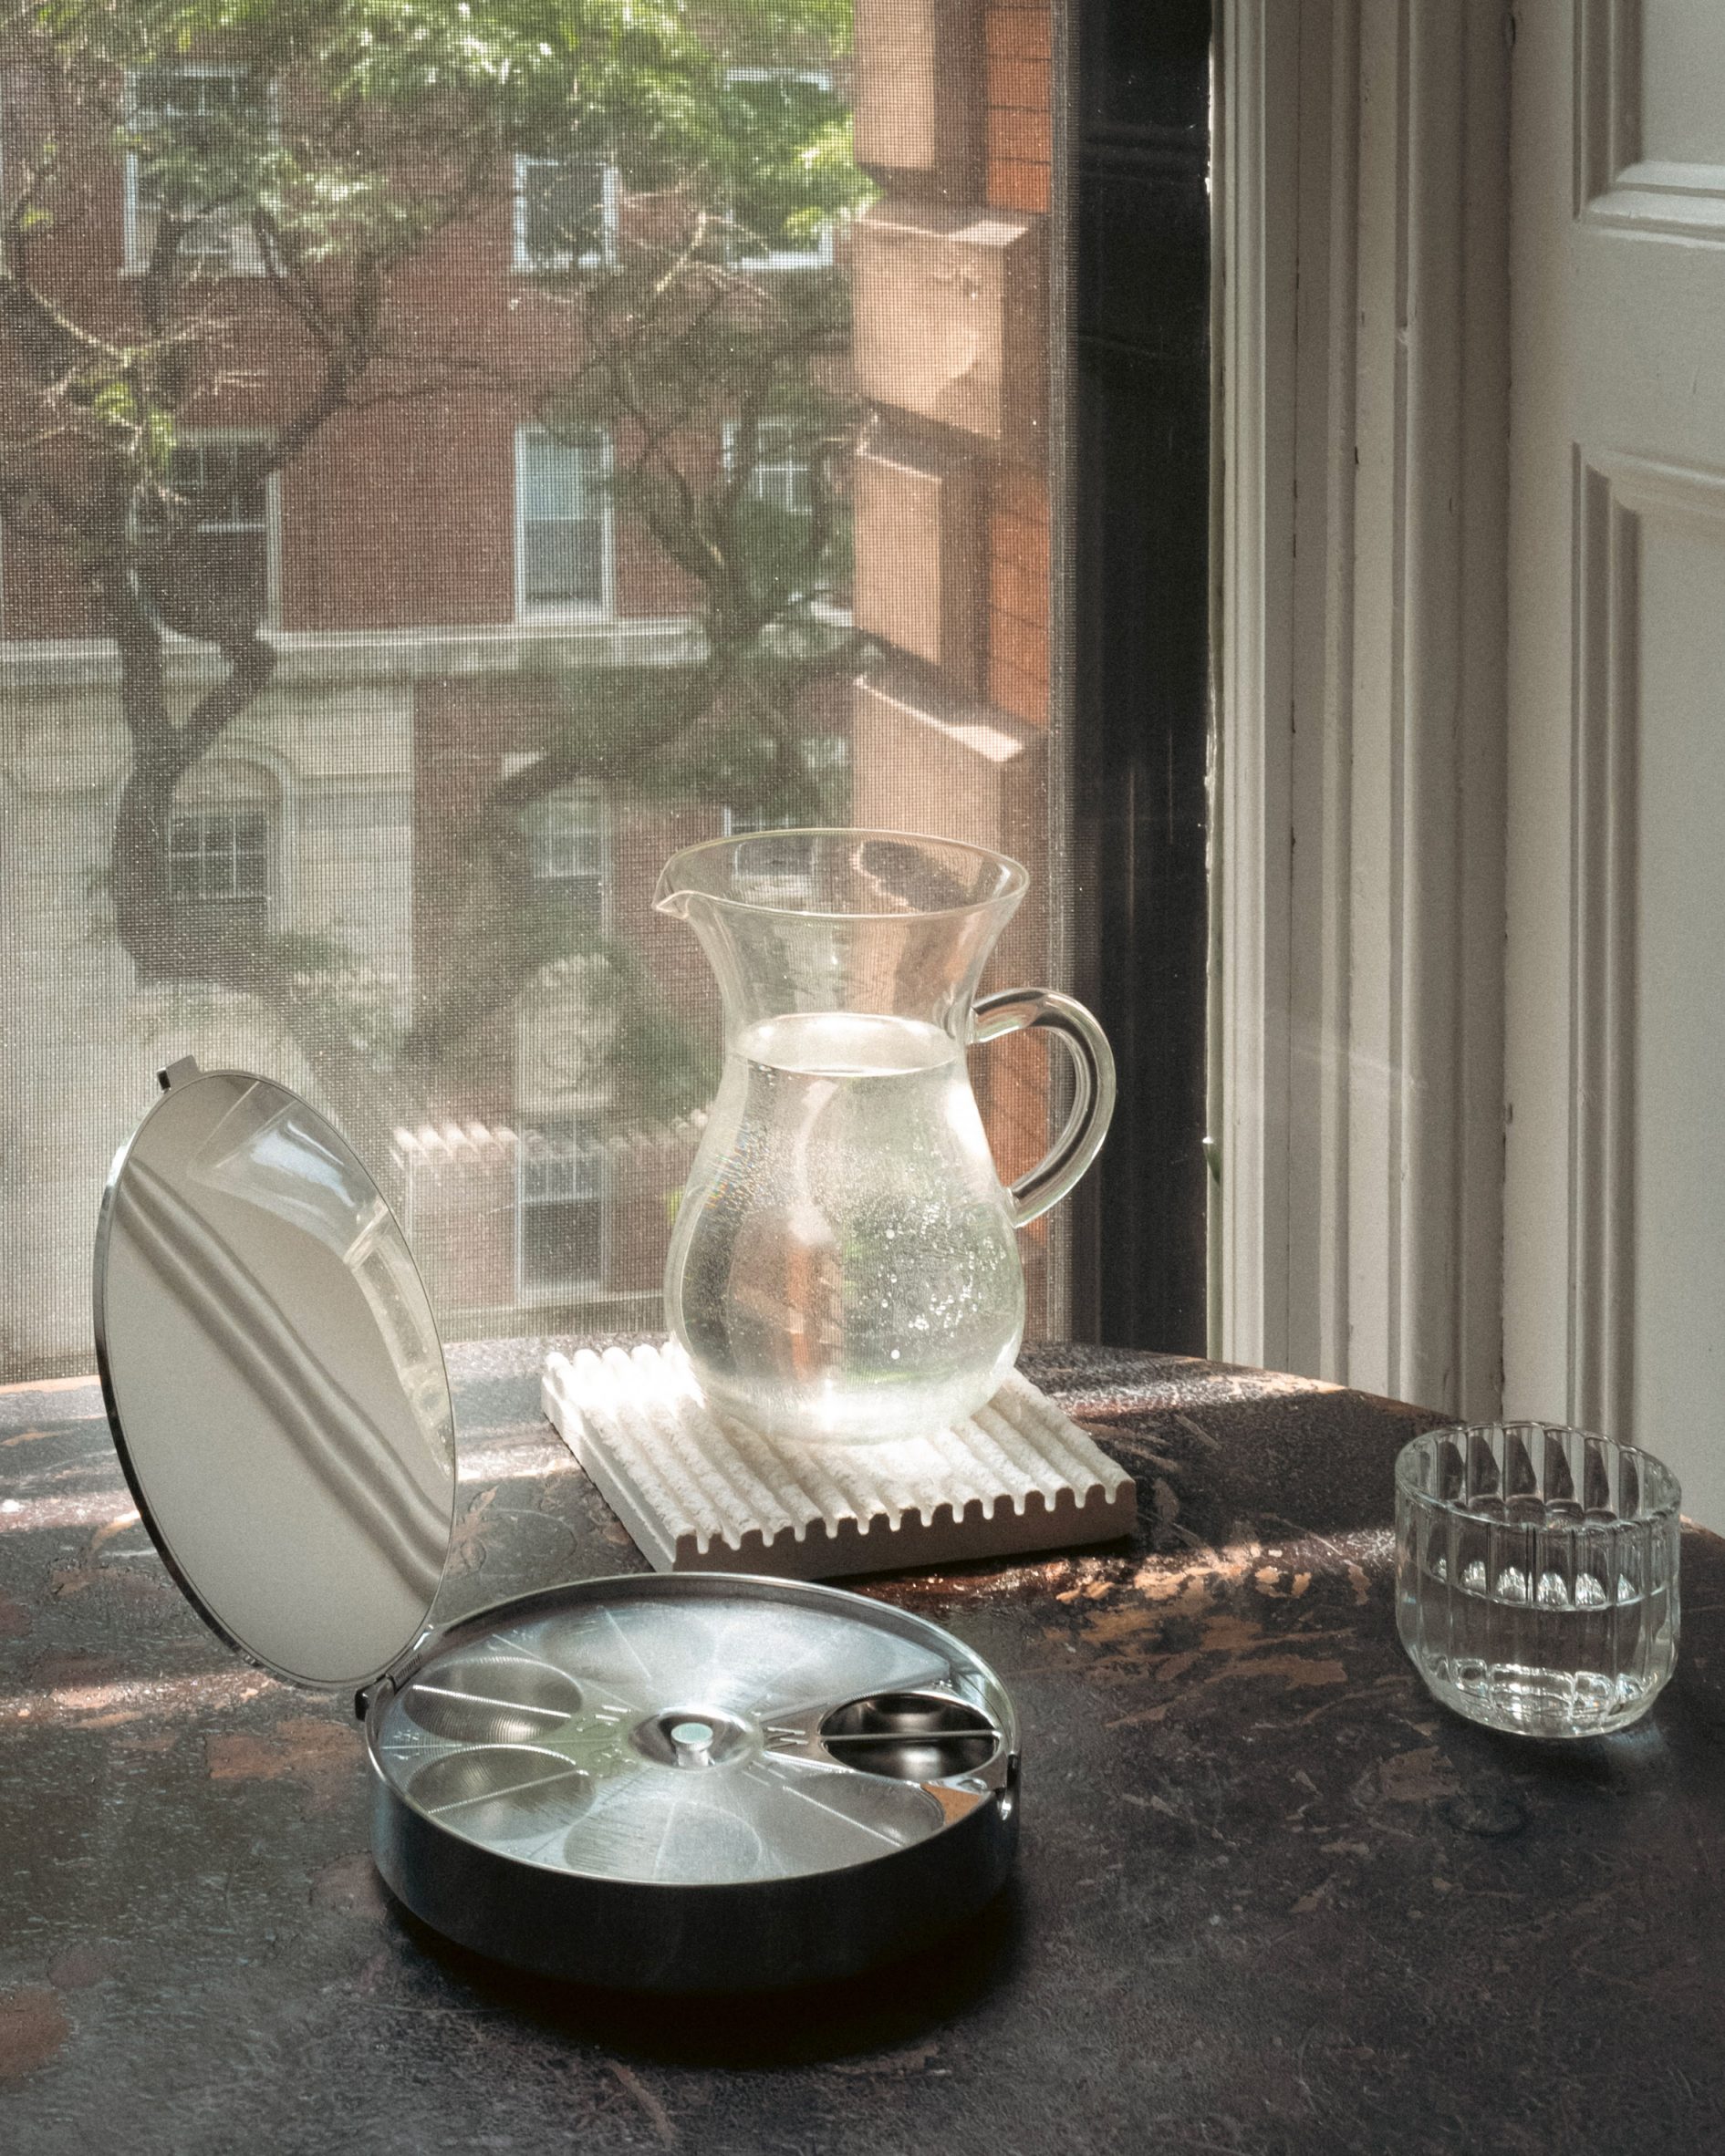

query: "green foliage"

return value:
[720, 72, 856, 257]
[21, 0, 870, 254]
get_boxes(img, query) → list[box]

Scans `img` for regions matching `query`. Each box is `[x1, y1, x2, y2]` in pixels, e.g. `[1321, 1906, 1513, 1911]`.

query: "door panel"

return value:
[1633, 504, 1725, 1499]
[1508, 2, 1725, 1520]
[1639, 5, 1725, 164]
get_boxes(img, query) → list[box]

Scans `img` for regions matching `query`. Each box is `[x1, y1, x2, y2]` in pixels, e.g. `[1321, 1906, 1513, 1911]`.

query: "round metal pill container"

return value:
[369, 1573, 1017, 1989]
[95, 1062, 1020, 1992]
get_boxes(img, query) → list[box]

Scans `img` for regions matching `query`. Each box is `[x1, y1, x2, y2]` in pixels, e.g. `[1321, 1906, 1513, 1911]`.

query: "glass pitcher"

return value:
[654, 830, 1116, 1445]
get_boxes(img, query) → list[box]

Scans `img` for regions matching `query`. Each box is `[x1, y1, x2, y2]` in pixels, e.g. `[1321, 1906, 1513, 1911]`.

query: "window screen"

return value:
[0, 3, 1068, 1376]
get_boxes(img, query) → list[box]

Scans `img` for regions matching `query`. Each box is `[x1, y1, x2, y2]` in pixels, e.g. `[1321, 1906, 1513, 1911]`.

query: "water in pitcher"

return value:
[668, 1011, 1024, 1444]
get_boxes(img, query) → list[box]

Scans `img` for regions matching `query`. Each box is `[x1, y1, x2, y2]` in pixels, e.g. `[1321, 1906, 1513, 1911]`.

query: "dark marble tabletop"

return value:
[3, 1341, 1722, 2156]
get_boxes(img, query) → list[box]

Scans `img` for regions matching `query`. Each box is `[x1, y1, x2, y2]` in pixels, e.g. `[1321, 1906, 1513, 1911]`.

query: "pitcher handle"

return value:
[972, 989, 1117, 1228]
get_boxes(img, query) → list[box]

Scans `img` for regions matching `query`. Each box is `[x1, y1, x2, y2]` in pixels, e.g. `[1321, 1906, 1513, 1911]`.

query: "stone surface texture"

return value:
[3, 1339, 1723, 2153]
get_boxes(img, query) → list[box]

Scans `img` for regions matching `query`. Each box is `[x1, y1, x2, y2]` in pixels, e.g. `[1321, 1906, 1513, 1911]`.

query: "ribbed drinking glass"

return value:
[1395, 1423, 1680, 1737]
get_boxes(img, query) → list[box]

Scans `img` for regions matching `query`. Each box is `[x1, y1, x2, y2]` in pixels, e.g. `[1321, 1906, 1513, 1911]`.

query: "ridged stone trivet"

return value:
[542, 1340, 1136, 1579]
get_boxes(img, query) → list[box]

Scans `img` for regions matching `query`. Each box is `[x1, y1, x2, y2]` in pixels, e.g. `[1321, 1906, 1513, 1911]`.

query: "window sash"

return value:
[515, 429, 611, 616]
[723, 418, 817, 517]
[528, 791, 603, 884]
[167, 807, 269, 903]
[167, 439, 270, 533]
[139, 432, 277, 627]
[124, 64, 273, 274]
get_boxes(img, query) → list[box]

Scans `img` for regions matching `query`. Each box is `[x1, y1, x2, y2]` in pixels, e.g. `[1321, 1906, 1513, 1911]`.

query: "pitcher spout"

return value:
[649, 869, 698, 923]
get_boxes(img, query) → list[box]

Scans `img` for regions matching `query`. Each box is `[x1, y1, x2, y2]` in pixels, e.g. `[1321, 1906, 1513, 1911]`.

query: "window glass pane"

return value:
[0, 4, 1073, 1379]
[518, 432, 595, 523]
[519, 432, 606, 608]
[518, 1123, 605, 1295]
[523, 522, 602, 607]
[519, 156, 610, 266]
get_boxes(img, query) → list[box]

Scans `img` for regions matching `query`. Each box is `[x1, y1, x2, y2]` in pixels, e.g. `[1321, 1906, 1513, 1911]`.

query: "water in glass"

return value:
[1396, 1424, 1680, 1737]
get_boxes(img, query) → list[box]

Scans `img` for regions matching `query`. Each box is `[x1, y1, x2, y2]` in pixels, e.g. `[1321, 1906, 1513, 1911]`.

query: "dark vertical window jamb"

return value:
[1067, 0, 1211, 1353]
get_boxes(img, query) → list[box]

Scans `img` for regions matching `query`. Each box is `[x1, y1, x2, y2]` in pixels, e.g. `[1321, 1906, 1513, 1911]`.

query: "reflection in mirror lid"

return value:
[93, 1064, 457, 1692]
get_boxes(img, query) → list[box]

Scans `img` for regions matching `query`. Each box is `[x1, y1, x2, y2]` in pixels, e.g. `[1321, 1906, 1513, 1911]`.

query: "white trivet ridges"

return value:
[542, 1340, 1136, 1579]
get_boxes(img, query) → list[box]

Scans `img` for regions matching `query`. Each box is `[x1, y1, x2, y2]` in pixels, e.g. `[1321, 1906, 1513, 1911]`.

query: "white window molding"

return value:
[513, 152, 620, 271]
[123, 63, 275, 276]
[513, 425, 615, 621]
[1215, 0, 1511, 1418]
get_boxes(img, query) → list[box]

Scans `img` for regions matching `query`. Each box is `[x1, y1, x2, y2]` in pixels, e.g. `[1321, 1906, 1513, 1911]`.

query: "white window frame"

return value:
[723, 68, 837, 272]
[1215, 0, 1511, 1420]
[513, 424, 615, 622]
[513, 152, 620, 271]
[141, 427, 283, 634]
[514, 1120, 608, 1302]
[123, 62, 276, 277]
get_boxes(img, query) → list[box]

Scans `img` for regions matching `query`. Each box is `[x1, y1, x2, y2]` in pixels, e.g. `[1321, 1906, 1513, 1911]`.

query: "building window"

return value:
[125, 65, 272, 275]
[722, 418, 851, 618]
[525, 784, 605, 921]
[514, 427, 611, 617]
[140, 432, 276, 627]
[514, 154, 618, 270]
[724, 71, 837, 271]
[164, 804, 270, 961]
[516, 1120, 605, 1298]
[722, 807, 817, 905]
[730, 418, 816, 516]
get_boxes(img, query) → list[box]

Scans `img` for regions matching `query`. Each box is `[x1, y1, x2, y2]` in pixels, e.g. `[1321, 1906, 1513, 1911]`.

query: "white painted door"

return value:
[1507, 1, 1725, 1521]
